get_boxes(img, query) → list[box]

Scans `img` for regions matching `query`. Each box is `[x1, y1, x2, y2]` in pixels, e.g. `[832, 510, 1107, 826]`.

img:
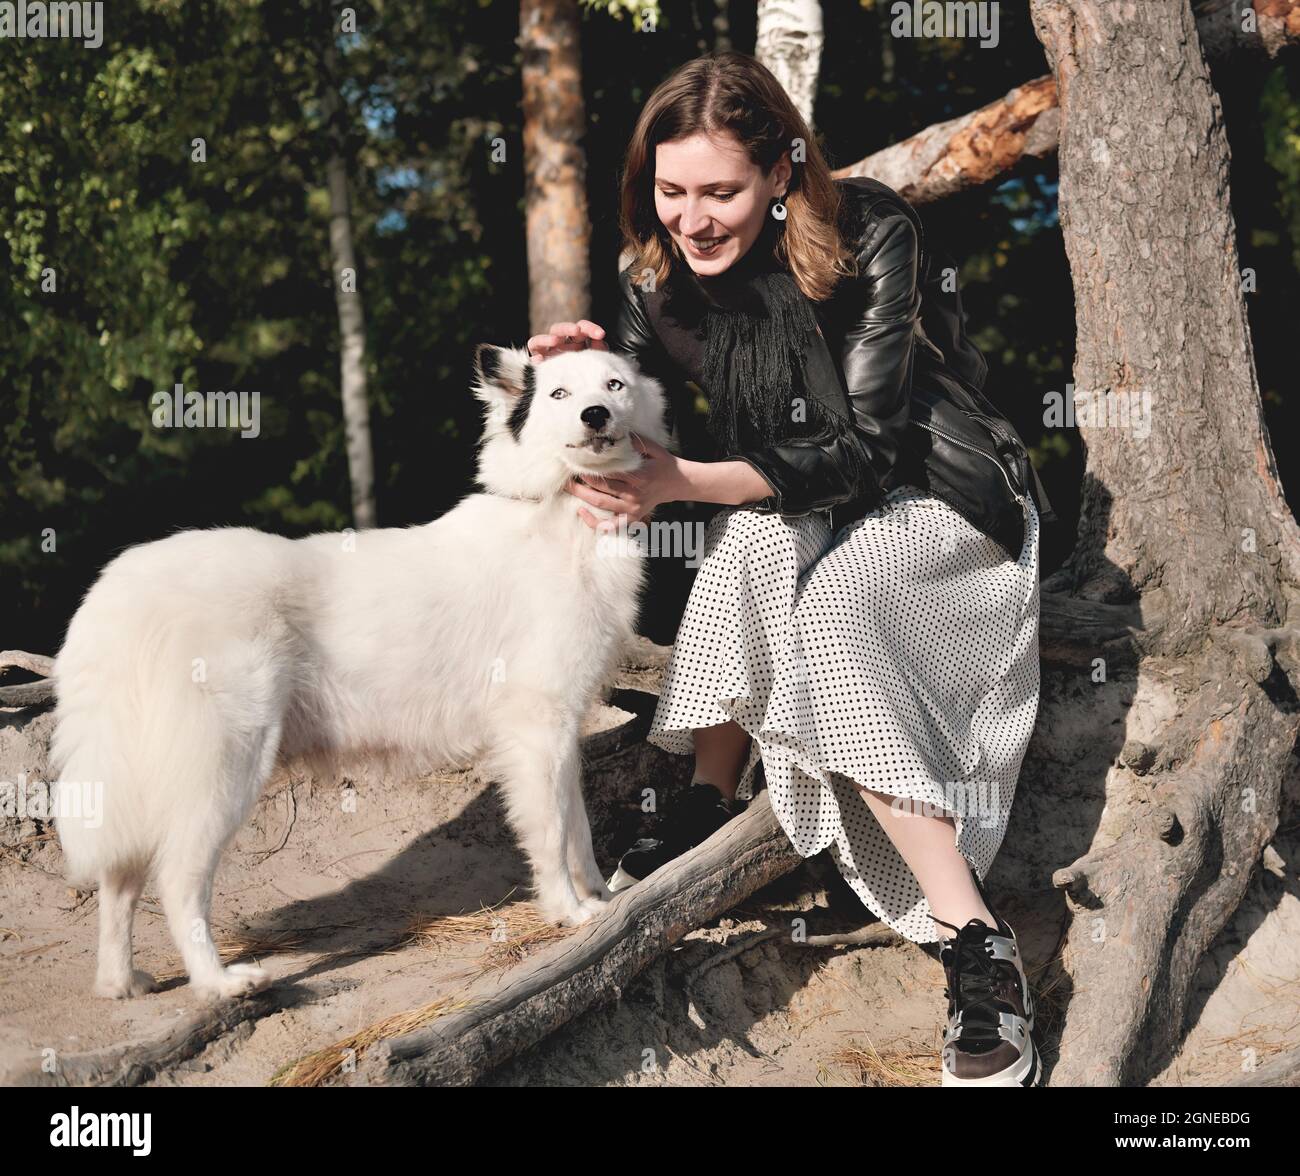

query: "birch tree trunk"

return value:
[324, 35, 377, 531]
[1027, 0, 1300, 1085]
[755, 0, 824, 132]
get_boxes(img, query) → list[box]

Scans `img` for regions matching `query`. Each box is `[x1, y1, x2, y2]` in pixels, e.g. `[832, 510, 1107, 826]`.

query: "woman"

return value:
[527, 52, 1043, 1088]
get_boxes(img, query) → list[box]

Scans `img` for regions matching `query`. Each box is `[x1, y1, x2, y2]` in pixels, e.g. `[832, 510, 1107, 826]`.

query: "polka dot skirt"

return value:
[646, 484, 1041, 944]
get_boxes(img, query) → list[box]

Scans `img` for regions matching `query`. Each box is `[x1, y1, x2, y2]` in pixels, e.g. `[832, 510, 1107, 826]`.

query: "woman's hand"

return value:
[567, 433, 683, 530]
[527, 320, 608, 360]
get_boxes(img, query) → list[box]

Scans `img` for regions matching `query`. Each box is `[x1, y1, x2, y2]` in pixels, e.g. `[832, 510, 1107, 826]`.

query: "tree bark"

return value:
[358, 793, 801, 1086]
[1029, 0, 1300, 1086]
[755, 0, 825, 132]
[835, 0, 1299, 204]
[324, 32, 377, 530]
[520, 0, 592, 334]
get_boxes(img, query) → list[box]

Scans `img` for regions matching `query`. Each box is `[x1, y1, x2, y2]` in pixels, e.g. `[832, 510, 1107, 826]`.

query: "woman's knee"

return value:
[697, 507, 787, 565]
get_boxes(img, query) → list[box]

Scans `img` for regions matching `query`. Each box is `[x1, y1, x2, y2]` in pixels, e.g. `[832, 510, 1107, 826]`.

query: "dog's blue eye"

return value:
[550, 388, 568, 399]
[606, 379, 624, 392]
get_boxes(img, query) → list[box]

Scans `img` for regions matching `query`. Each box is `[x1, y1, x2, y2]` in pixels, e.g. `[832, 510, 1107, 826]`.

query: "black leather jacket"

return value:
[608, 177, 931, 527]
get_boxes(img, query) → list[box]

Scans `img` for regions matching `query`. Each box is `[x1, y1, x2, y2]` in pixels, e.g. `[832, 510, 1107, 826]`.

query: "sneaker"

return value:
[606, 782, 744, 892]
[934, 905, 1042, 1087]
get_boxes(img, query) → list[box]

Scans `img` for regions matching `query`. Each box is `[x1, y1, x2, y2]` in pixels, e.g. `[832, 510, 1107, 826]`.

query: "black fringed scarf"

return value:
[656, 215, 866, 465]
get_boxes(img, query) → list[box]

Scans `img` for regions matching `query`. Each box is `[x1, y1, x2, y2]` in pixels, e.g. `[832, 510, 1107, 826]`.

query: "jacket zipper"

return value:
[914, 419, 1027, 506]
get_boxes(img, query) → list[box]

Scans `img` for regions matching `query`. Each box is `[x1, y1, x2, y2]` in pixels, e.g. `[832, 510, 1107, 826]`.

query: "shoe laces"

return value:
[934, 916, 1016, 1047]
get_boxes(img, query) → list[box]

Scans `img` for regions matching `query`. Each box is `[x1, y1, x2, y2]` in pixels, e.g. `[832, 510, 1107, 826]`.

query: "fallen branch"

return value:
[357, 792, 802, 1086]
[803, 924, 901, 948]
[7, 979, 356, 1087]
[0, 650, 55, 708]
[0, 651, 54, 677]
[679, 920, 901, 989]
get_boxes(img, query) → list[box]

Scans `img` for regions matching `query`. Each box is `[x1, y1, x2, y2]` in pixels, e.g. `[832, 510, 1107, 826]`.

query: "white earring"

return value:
[771, 198, 787, 221]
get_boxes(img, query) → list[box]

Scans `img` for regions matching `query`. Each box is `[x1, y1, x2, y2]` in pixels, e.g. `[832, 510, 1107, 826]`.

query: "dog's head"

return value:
[471, 345, 675, 500]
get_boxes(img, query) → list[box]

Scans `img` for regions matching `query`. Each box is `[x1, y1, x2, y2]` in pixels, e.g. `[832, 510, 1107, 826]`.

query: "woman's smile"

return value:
[654, 133, 777, 273]
[684, 233, 731, 258]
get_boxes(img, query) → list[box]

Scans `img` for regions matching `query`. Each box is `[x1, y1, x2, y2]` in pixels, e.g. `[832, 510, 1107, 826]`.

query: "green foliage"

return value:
[1, 0, 1297, 645]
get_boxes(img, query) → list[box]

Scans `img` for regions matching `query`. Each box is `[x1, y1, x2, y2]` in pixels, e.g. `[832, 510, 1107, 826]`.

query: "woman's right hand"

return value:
[526, 320, 609, 361]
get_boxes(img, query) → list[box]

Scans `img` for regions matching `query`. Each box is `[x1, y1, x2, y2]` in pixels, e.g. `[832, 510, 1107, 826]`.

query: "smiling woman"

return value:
[651, 136, 780, 272]
[579, 50, 1047, 1088]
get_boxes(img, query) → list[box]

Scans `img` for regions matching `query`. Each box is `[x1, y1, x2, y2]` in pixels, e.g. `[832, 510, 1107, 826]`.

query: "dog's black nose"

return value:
[580, 404, 611, 431]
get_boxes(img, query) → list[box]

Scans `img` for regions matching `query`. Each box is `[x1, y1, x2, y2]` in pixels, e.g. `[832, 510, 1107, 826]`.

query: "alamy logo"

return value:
[151, 383, 261, 438]
[49, 1107, 151, 1156]
[890, 1, 1000, 49]
[0, 2, 104, 48]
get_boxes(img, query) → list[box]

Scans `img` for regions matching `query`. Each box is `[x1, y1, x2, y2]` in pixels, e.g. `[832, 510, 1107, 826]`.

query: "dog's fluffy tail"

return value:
[49, 557, 229, 889]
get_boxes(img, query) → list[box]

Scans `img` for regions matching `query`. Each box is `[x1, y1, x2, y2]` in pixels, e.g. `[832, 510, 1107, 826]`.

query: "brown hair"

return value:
[618, 51, 857, 304]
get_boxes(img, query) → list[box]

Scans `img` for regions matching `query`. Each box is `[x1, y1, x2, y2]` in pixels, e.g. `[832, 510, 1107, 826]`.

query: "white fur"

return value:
[49, 345, 673, 1001]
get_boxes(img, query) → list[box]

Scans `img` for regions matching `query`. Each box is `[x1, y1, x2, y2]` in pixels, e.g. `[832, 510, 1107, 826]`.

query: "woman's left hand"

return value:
[566, 433, 682, 530]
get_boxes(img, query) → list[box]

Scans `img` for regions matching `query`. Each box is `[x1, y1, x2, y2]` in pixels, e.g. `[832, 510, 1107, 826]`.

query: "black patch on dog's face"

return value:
[507, 363, 536, 441]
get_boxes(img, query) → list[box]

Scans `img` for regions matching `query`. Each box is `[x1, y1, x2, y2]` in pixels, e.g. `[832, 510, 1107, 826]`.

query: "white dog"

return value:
[49, 344, 672, 1001]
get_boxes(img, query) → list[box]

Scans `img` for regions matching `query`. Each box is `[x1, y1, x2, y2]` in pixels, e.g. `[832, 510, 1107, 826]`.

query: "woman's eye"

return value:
[606, 378, 624, 392]
[550, 388, 568, 399]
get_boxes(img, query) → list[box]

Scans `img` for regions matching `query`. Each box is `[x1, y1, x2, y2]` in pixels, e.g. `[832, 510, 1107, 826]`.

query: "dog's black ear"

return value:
[473, 343, 501, 386]
[472, 344, 533, 410]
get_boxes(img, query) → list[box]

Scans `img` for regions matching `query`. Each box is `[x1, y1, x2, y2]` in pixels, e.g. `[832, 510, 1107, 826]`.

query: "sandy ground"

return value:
[2, 638, 1298, 1087]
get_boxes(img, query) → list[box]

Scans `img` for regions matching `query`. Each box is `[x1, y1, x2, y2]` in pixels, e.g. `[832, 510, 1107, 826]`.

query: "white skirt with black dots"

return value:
[646, 484, 1041, 944]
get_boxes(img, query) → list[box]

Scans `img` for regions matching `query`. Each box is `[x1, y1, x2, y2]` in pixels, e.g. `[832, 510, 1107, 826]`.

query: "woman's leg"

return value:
[853, 785, 997, 937]
[650, 508, 833, 805]
[692, 720, 751, 802]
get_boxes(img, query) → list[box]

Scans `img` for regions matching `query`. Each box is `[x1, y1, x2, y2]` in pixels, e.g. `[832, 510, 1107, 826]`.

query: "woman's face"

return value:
[654, 132, 790, 276]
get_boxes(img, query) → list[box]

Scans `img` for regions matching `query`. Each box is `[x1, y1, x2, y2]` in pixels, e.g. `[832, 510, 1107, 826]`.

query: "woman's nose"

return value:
[680, 199, 714, 236]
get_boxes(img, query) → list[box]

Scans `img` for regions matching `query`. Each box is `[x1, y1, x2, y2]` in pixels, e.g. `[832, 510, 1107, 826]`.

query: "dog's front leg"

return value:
[492, 719, 595, 927]
[565, 770, 613, 911]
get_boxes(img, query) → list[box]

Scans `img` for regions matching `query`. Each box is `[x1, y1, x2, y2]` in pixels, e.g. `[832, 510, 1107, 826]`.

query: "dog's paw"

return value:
[574, 874, 615, 904]
[579, 894, 611, 919]
[537, 899, 595, 928]
[193, 963, 271, 1002]
[94, 969, 157, 999]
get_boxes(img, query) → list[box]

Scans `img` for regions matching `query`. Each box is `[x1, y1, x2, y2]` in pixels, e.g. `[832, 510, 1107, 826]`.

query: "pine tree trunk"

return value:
[1028, 0, 1300, 1085]
[520, 0, 592, 333]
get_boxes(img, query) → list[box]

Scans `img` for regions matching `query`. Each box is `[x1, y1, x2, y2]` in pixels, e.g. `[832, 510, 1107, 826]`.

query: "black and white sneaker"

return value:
[606, 782, 744, 892]
[934, 904, 1041, 1087]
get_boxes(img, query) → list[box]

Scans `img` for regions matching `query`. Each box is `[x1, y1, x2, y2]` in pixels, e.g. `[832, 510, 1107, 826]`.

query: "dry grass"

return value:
[268, 992, 476, 1087]
[268, 898, 576, 1086]
[152, 929, 308, 982]
[400, 897, 572, 974]
[1025, 947, 1069, 1041]
[1205, 1026, 1293, 1063]
[823, 1037, 942, 1087]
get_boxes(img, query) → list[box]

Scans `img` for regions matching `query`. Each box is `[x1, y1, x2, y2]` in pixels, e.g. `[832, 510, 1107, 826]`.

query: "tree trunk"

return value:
[520, 0, 592, 334]
[324, 36, 377, 531]
[755, 0, 824, 132]
[1028, 0, 1300, 1085]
